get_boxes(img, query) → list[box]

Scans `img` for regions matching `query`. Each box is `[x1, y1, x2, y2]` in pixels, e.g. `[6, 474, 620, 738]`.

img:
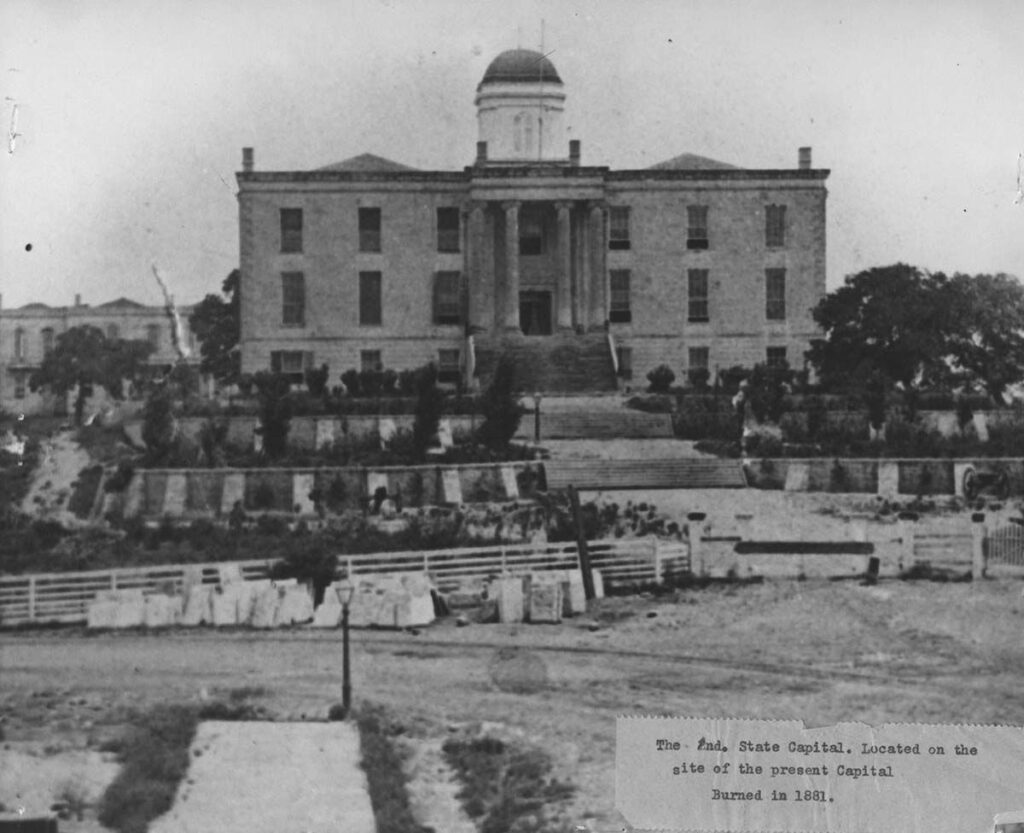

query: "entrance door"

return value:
[519, 291, 552, 335]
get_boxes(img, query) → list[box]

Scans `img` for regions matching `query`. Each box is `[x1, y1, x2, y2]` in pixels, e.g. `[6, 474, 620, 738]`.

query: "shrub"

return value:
[646, 364, 675, 393]
[359, 368, 384, 398]
[142, 383, 176, 462]
[340, 369, 362, 397]
[626, 394, 674, 414]
[746, 362, 789, 423]
[478, 356, 522, 449]
[305, 363, 330, 398]
[688, 366, 711, 390]
[412, 364, 444, 459]
[956, 395, 974, 434]
[269, 547, 338, 606]
[104, 460, 135, 493]
[253, 371, 292, 458]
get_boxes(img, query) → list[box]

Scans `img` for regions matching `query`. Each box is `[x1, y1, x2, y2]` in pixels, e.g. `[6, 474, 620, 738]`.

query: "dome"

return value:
[479, 49, 562, 88]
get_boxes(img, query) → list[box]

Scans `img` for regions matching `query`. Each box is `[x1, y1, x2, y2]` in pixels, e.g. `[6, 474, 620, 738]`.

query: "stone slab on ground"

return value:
[220, 472, 246, 515]
[162, 472, 188, 516]
[501, 465, 520, 499]
[149, 721, 375, 833]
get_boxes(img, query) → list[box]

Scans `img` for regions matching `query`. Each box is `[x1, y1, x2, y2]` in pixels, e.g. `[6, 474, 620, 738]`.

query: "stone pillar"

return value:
[578, 209, 589, 330]
[555, 201, 573, 330]
[466, 202, 487, 328]
[588, 202, 607, 329]
[502, 201, 521, 331]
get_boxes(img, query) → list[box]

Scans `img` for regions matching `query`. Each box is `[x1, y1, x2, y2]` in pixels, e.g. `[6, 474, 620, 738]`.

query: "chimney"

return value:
[74, 293, 81, 307]
[569, 140, 581, 166]
[242, 147, 254, 173]
[798, 147, 812, 170]
[476, 141, 487, 165]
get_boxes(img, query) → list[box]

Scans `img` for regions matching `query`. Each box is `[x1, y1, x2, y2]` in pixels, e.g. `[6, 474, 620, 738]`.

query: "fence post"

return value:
[501, 546, 507, 574]
[687, 512, 706, 573]
[898, 511, 917, 570]
[111, 570, 118, 591]
[346, 557, 354, 579]
[971, 512, 987, 580]
[28, 576, 36, 621]
[423, 550, 429, 572]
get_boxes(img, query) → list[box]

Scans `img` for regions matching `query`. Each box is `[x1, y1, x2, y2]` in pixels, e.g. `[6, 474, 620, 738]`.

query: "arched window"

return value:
[106, 324, 119, 340]
[14, 328, 25, 361]
[523, 114, 534, 155]
[513, 113, 523, 153]
[41, 327, 54, 357]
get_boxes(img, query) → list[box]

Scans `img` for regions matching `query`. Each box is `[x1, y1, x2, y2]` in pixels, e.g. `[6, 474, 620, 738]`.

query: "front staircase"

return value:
[544, 458, 748, 491]
[516, 410, 674, 440]
[473, 331, 618, 393]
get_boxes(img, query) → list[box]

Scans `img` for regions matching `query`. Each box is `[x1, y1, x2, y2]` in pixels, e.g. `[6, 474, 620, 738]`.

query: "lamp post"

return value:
[533, 392, 542, 443]
[335, 581, 355, 716]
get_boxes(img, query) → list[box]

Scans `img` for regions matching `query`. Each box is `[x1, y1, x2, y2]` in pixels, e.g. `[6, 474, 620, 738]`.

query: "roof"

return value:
[480, 49, 562, 87]
[649, 153, 741, 171]
[17, 302, 52, 310]
[318, 153, 417, 173]
[97, 297, 147, 309]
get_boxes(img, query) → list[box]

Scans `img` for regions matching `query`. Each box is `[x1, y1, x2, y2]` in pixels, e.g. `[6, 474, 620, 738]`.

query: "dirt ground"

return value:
[3, 576, 1024, 830]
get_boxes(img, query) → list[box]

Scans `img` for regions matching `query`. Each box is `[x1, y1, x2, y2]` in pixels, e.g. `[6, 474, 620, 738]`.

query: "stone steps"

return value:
[518, 410, 674, 440]
[543, 458, 748, 491]
[474, 332, 617, 393]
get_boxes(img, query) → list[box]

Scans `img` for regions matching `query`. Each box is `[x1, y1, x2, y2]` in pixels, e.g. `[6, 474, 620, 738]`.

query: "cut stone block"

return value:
[111, 589, 146, 628]
[592, 568, 605, 599]
[493, 576, 525, 624]
[237, 580, 270, 625]
[441, 468, 463, 504]
[163, 473, 188, 516]
[501, 466, 520, 499]
[437, 419, 454, 449]
[367, 471, 389, 499]
[218, 563, 244, 585]
[144, 594, 182, 628]
[250, 585, 281, 629]
[253, 424, 263, 453]
[973, 412, 990, 442]
[783, 461, 810, 491]
[528, 580, 562, 624]
[954, 462, 974, 500]
[379, 418, 397, 449]
[312, 593, 343, 628]
[395, 573, 436, 627]
[220, 473, 246, 516]
[293, 472, 317, 515]
[315, 418, 338, 449]
[211, 584, 244, 626]
[86, 599, 119, 629]
[182, 585, 215, 626]
[275, 584, 314, 626]
[878, 461, 900, 497]
[562, 570, 587, 615]
[123, 476, 145, 518]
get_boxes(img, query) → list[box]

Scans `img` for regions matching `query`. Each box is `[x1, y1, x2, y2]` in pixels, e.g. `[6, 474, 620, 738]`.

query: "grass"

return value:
[355, 704, 432, 833]
[443, 734, 576, 833]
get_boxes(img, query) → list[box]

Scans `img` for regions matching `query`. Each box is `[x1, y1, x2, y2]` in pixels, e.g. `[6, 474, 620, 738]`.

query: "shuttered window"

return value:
[270, 350, 313, 383]
[688, 269, 709, 322]
[437, 207, 461, 253]
[609, 270, 632, 323]
[360, 350, 382, 373]
[766, 204, 786, 247]
[609, 207, 631, 250]
[359, 208, 381, 252]
[359, 272, 382, 326]
[433, 271, 463, 325]
[767, 347, 788, 369]
[281, 272, 305, 326]
[616, 346, 633, 380]
[687, 205, 709, 249]
[766, 268, 786, 320]
[438, 349, 461, 384]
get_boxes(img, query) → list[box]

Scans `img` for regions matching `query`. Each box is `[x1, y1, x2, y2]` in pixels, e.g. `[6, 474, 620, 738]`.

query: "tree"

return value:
[253, 372, 292, 458]
[807, 264, 956, 390]
[142, 382, 177, 462]
[478, 355, 523, 449]
[944, 272, 1024, 400]
[746, 362, 790, 423]
[29, 326, 154, 424]
[412, 363, 444, 458]
[189, 269, 240, 385]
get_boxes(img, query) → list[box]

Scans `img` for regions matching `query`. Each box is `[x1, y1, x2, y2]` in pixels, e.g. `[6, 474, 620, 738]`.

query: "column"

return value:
[578, 209, 589, 330]
[502, 201, 521, 331]
[588, 202, 608, 329]
[555, 201, 573, 330]
[466, 202, 487, 328]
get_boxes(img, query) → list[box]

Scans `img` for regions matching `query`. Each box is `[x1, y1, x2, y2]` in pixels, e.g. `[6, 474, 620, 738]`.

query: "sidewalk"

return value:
[150, 721, 375, 833]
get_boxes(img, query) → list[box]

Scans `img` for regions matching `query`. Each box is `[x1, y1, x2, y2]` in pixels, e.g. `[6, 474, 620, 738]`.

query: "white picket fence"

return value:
[0, 537, 689, 627]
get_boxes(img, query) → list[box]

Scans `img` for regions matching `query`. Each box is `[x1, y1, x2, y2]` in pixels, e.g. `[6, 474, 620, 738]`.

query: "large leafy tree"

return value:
[189, 268, 240, 384]
[944, 272, 1024, 400]
[29, 326, 154, 423]
[807, 264, 957, 390]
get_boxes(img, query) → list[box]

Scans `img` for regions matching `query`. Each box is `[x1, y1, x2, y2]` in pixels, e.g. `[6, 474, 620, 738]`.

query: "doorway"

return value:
[519, 291, 552, 335]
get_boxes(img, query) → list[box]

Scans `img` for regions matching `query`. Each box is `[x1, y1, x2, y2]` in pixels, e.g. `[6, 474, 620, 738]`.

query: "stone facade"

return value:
[0, 295, 199, 415]
[237, 49, 829, 391]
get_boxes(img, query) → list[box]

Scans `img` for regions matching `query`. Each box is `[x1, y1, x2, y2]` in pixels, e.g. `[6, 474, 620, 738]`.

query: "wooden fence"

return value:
[0, 537, 689, 627]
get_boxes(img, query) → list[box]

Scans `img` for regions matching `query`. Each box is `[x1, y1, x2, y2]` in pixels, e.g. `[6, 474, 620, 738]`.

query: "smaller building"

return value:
[0, 294, 200, 415]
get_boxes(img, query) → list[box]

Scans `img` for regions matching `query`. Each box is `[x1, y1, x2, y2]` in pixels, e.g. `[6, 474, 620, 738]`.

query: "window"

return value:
[106, 324, 119, 340]
[519, 210, 544, 256]
[146, 324, 160, 350]
[438, 349, 461, 384]
[437, 207, 461, 253]
[687, 269, 709, 322]
[359, 272, 382, 326]
[14, 328, 25, 361]
[359, 208, 381, 252]
[766, 204, 786, 248]
[616, 346, 633, 380]
[281, 272, 306, 327]
[766, 268, 786, 320]
[609, 207, 631, 250]
[688, 346, 710, 387]
[609, 270, 632, 323]
[41, 328, 54, 357]
[433, 271, 463, 325]
[13, 371, 26, 399]
[687, 205, 709, 249]
[270, 350, 312, 384]
[767, 347, 788, 369]
[360, 350, 382, 373]
[280, 208, 303, 253]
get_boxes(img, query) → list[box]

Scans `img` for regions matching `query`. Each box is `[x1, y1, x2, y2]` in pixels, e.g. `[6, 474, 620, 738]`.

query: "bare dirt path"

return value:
[3, 579, 1024, 830]
[20, 430, 91, 524]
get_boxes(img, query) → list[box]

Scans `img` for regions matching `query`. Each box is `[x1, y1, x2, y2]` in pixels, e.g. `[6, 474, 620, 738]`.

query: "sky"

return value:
[2, 0, 1023, 309]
